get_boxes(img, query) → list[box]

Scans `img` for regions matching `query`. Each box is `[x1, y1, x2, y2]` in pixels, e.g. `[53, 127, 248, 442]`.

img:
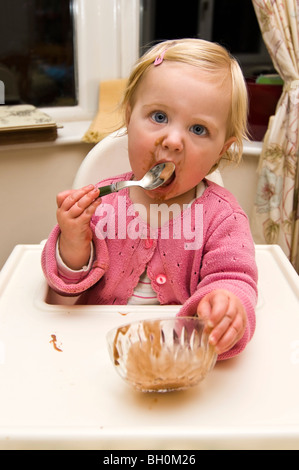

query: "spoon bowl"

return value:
[98, 162, 175, 197]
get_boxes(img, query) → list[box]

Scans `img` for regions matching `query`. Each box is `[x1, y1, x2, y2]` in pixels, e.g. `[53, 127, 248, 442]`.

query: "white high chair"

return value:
[73, 129, 224, 188]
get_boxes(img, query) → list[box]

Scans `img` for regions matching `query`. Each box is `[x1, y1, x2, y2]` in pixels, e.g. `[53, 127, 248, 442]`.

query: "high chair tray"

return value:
[0, 243, 298, 450]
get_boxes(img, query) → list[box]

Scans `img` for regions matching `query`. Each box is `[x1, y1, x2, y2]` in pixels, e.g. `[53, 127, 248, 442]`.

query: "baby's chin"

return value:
[145, 185, 196, 206]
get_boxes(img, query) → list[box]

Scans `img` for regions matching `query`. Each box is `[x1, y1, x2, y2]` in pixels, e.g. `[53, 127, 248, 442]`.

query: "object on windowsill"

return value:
[0, 104, 58, 144]
[255, 74, 284, 86]
[82, 78, 127, 144]
[246, 74, 283, 142]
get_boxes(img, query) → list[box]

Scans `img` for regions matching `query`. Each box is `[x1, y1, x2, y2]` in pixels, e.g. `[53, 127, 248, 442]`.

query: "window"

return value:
[0, 0, 140, 121]
[0, 0, 77, 108]
[140, 0, 273, 78]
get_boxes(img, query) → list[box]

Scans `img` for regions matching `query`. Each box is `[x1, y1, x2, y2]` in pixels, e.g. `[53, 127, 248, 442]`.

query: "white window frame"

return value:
[41, 0, 140, 122]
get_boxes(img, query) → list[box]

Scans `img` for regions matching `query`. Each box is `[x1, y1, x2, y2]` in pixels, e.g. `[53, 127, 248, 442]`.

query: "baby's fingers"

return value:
[197, 290, 230, 328]
[78, 196, 102, 221]
[196, 296, 212, 323]
[205, 290, 230, 328]
[58, 185, 99, 214]
[209, 313, 244, 354]
[56, 189, 73, 208]
[197, 290, 247, 355]
[70, 187, 100, 218]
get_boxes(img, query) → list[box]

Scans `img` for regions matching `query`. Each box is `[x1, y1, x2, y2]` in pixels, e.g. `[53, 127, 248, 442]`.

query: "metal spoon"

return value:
[98, 162, 175, 197]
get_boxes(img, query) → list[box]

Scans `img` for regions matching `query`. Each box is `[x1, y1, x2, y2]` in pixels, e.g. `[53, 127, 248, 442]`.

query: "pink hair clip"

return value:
[154, 49, 167, 66]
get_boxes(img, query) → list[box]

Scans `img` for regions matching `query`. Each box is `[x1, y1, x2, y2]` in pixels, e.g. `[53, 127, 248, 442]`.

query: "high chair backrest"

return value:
[73, 129, 224, 188]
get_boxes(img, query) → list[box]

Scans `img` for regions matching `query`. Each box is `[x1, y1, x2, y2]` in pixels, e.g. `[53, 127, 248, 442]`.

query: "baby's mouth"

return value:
[160, 168, 176, 188]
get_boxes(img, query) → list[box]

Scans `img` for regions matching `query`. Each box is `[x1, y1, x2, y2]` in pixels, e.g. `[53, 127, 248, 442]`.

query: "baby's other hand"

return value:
[197, 289, 247, 355]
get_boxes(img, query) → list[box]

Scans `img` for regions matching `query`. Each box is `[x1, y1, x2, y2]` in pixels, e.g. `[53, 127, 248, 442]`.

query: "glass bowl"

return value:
[106, 316, 217, 393]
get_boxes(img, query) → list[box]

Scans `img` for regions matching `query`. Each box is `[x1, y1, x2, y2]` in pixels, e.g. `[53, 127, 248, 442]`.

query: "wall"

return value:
[0, 139, 259, 270]
[0, 141, 93, 269]
[220, 153, 259, 219]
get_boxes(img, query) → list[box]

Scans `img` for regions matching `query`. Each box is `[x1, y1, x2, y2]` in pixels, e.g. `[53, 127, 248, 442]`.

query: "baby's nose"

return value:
[161, 129, 184, 152]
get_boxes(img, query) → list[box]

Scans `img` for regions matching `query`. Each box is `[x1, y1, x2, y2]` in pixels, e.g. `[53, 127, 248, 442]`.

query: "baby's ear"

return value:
[219, 136, 236, 156]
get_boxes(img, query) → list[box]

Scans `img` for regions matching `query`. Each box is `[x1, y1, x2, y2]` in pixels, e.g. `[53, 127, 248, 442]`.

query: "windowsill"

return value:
[0, 120, 264, 155]
[0, 120, 93, 151]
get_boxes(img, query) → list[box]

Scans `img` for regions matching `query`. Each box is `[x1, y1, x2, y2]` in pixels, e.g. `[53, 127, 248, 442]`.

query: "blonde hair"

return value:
[121, 38, 249, 166]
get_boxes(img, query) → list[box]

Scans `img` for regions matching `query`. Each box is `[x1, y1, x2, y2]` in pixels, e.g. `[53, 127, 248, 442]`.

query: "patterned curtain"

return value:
[251, 0, 299, 272]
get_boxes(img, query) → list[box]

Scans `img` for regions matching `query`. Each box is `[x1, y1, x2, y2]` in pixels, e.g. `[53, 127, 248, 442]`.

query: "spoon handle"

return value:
[97, 183, 117, 197]
[98, 180, 135, 197]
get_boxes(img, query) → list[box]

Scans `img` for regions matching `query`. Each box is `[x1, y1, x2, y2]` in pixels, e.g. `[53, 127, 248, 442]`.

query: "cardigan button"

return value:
[156, 273, 167, 285]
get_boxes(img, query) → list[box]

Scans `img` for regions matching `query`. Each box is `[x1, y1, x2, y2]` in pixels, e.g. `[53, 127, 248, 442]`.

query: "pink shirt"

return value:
[42, 174, 258, 360]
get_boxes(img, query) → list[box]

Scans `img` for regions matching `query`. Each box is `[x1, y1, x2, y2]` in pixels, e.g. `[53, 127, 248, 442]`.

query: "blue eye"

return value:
[190, 124, 207, 136]
[151, 111, 168, 124]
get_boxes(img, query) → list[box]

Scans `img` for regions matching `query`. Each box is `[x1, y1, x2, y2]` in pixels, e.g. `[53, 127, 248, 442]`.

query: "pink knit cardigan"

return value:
[42, 174, 258, 360]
